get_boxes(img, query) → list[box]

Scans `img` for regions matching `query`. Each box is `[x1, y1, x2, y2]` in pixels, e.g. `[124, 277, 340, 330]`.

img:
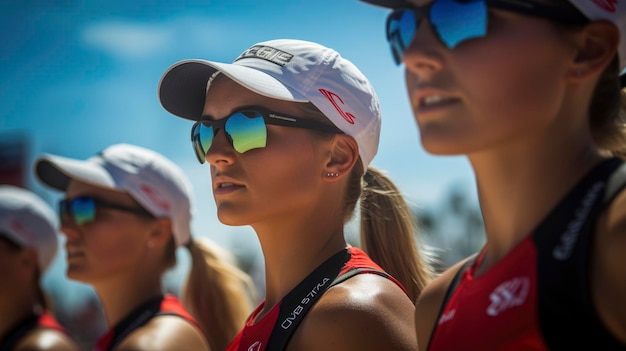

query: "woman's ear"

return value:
[146, 218, 173, 249]
[568, 20, 620, 81]
[18, 248, 38, 273]
[324, 134, 359, 181]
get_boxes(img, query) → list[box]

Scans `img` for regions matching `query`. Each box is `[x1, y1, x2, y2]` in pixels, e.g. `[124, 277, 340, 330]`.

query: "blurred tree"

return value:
[415, 183, 485, 272]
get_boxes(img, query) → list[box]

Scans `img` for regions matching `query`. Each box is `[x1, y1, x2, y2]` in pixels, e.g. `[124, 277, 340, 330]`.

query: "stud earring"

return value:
[326, 172, 339, 177]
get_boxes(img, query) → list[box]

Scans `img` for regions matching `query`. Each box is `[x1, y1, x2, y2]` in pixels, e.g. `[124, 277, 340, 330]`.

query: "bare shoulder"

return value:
[115, 315, 210, 351]
[415, 257, 473, 351]
[14, 328, 79, 351]
[287, 273, 416, 351]
[593, 186, 626, 342]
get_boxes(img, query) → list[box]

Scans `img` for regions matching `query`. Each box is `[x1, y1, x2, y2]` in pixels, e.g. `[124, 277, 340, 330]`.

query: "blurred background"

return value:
[1, 0, 484, 349]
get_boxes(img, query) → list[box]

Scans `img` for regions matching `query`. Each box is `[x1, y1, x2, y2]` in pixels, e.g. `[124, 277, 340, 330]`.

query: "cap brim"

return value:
[35, 154, 116, 191]
[358, 0, 407, 9]
[158, 59, 308, 121]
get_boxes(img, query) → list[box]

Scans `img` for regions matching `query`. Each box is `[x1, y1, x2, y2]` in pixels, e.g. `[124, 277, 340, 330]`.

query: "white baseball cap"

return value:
[158, 38, 381, 170]
[0, 185, 59, 272]
[34, 143, 193, 246]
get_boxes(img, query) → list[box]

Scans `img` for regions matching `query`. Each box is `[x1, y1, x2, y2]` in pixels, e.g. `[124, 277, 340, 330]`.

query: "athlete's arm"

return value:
[15, 329, 80, 351]
[592, 188, 626, 344]
[115, 315, 211, 351]
[287, 274, 416, 351]
[414, 257, 473, 351]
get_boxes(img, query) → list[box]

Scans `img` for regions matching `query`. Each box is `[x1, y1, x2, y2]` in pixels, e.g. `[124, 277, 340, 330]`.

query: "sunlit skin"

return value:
[400, 0, 626, 349]
[202, 74, 417, 350]
[61, 180, 210, 351]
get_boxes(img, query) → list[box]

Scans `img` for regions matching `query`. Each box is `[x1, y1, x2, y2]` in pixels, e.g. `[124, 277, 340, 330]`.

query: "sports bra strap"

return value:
[266, 249, 351, 350]
[0, 314, 39, 351]
[329, 267, 391, 287]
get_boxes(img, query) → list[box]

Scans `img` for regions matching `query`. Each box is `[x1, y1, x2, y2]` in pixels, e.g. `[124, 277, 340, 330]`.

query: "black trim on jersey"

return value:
[426, 252, 477, 351]
[0, 313, 39, 351]
[102, 295, 164, 351]
[266, 249, 351, 350]
[534, 158, 626, 349]
[329, 267, 391, 287]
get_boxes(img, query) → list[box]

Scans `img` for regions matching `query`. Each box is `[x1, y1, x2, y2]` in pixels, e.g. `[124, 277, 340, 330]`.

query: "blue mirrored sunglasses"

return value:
[59, 196, 154, 226]
[386, 0, 588, 65]
[191, 109, 343, 164]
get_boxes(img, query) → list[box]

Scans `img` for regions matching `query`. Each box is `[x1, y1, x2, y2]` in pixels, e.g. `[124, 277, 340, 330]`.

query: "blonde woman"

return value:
[0, 185, 79, 351]
[158, 38, 435, 350]
[35, 143, 255, 351]
[362, 0, 626, 349]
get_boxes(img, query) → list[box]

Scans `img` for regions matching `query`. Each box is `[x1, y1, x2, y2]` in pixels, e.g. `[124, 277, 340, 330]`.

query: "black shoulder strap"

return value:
[106, 295, 163, 351]
[440, 253, 478, 311]
[266, 249, 351, 351]
[0, 314, 38, 351]
[329, 267, 391, 288]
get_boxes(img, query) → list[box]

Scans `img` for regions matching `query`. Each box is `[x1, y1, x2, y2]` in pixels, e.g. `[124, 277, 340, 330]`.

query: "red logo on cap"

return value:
[593, 0, 617, 12]
[319, 88, 356, 125]
[10, 220, 36, 243]
[139, 184, 170, 211]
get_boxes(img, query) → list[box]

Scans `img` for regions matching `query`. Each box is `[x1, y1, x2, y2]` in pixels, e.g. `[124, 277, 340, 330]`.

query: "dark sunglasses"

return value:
[386, 0, 589, 65]
[59, 196, 154, 226]
[191, 109, 343, 164]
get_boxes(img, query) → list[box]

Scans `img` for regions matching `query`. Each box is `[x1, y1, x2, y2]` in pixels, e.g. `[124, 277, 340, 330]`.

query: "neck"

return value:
[252, 207, 347, 317]
[0, 290, 38, 339]
[93, 274, 163, 328]
[469, 133, 603, 272]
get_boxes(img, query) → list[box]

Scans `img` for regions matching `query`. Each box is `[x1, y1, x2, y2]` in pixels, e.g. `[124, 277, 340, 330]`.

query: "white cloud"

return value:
[82, 20, 172, 59]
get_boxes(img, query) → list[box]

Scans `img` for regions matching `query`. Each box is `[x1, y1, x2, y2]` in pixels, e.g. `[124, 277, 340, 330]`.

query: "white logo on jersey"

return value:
[486, 277, 530, 316]
[553, 181, 604, 261]
[438, 309, 456, 325]
[248, 341, 261, 351]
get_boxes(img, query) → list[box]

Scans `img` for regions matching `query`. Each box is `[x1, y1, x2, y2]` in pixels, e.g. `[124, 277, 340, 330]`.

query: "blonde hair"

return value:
[296, 102, 436, 303]
[589, 56, 626, 158]
[179, 237, 256, 351]
[358, 167, 436, 302]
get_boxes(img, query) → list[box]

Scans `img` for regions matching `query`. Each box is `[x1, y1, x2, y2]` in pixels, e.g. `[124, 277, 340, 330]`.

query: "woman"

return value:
[34, 143, 256, 351]
[361, 0, 626, 349]
[158, 38, 435, 351]
[0, 185, 79, 351]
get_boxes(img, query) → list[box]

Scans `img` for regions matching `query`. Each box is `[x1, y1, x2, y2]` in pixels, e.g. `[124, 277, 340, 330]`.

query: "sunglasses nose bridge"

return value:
[399, 13, 449, 74]
[203, 126, 238, 165]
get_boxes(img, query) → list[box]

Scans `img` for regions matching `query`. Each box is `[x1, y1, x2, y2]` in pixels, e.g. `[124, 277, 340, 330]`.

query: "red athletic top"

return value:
[428, 158, 626, 350]
[94, 294, 200, 351]
[226, 246, 406, 351]
[37, 312, 66, 332]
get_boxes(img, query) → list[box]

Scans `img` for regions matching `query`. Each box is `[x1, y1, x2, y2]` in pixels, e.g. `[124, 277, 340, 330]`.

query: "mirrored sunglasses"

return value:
[386, 0, 588, 65]
[59, 196, 154, 226]
[191, 109, 343, 164]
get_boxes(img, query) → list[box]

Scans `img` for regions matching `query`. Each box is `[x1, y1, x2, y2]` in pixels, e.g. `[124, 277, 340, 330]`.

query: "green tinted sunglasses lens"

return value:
[226, 112, 267, 153]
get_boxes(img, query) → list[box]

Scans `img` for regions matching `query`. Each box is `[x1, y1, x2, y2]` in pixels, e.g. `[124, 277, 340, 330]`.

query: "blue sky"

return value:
[1, 0, 476, 308]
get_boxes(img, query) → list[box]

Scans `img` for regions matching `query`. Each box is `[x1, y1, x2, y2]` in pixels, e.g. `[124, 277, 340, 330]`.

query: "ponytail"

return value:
[182, 237, 257, 351]
[358, 167, 435, 303]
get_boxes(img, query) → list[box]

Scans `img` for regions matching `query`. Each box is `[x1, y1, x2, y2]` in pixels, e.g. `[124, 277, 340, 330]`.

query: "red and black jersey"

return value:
[226, 246, 407, 351]
[428, 158, 626, 350]
[94, 294, 200, 351]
